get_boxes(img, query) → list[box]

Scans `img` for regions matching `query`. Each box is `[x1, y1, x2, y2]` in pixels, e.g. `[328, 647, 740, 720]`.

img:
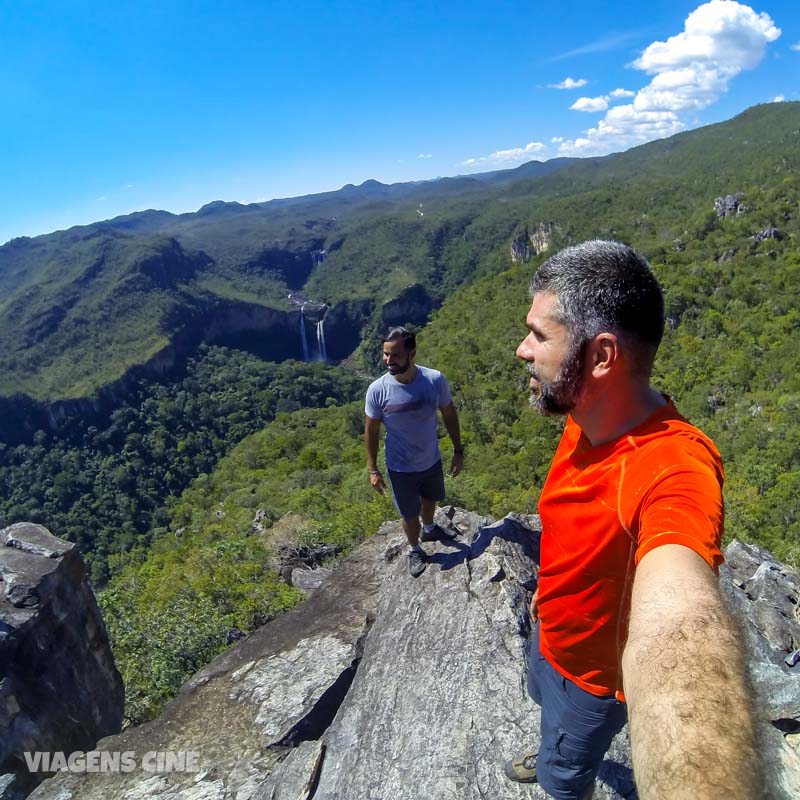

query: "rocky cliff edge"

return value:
[22, 510, 800, 799]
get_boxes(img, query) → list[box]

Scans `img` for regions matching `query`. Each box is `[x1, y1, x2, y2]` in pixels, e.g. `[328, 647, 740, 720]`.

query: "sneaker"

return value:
[504, 752, 538, 783]
[420, 523, 458, 543]
[408, 549, 428, 578]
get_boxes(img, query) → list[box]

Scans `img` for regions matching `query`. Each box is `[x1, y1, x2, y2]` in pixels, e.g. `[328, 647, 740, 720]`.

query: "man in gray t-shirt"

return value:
[365, 327, 464, 577]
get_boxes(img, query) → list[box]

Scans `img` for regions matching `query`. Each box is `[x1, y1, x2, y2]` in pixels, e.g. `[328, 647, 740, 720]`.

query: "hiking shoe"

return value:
[504, 752, 538, 783]
[420, 523, 458, 543]
[408, 549, 428, 578]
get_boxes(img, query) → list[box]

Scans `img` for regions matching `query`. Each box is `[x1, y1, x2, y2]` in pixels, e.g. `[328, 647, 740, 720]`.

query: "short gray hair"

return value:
[531, 240, 664, 376]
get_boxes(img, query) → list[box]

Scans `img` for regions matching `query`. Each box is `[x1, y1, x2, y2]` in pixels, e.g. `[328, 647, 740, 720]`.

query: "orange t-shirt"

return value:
[537, 398, 724, 701]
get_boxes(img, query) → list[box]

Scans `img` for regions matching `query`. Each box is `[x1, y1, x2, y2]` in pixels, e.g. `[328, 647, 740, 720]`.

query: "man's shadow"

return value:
[427, 519, 540, 571]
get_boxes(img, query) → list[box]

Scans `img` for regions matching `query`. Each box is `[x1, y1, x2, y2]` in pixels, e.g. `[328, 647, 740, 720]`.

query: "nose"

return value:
[516, 334, 534, 361]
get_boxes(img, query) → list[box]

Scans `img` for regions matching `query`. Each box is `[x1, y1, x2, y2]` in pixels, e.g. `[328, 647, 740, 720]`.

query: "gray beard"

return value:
[527, 344, 585, 416]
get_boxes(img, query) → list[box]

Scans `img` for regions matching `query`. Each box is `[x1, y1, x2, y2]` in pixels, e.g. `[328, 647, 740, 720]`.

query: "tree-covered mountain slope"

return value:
[98, 100, 800, 720]
[1, 102, 796, 402]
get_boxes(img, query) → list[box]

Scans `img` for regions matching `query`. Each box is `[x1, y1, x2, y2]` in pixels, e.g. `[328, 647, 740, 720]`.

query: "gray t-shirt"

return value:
[365, 365, 452, 472]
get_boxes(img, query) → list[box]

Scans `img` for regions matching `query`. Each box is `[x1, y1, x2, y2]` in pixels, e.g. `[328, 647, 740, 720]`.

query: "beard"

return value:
[386, 357, 411, 375]
[527, 342, 585, 416]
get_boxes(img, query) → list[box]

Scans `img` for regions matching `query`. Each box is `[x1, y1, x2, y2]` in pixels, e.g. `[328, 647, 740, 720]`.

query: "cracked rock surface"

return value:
[28, 518, 387, 800]
[26, 512, 800, 799]
[0, 523, 124, 800]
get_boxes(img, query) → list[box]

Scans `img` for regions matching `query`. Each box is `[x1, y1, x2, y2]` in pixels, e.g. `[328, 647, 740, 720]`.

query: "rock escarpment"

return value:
[25, 511, 633, 800]
[0, 524, 124, 800]
[22, 512, 800, 799]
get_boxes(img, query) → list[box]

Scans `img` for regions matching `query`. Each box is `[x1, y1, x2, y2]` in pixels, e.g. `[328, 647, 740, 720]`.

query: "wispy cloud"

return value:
[460, 141, 545, 168]
[549, 77, 587, 89]
[417, 153, 432, 159]
[791, 42, 800, 51]
[550, 31, 645, 61]
[609, 88, 635, 98]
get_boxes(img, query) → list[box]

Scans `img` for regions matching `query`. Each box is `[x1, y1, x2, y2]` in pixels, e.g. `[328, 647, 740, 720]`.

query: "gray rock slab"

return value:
[29, 523, 390, 800]
[308, 514, 632, 800]
[2, 523, 73, 560]
[0, 524, 123, 800]
[22, 522, 800, 800]
[290, 568, 332, 595]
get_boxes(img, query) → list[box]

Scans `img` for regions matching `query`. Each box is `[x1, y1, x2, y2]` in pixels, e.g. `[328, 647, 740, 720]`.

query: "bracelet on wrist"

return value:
[369, 469, 381, 475]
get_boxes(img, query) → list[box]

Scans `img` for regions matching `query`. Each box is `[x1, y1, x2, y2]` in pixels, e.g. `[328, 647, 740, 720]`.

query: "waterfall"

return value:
[315, 319, 328, 363]
[299, 307, 310, 361]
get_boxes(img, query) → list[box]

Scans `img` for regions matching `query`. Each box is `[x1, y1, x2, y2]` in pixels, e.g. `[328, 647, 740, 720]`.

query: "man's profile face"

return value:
[516, 292, 585, 415]
[383, 339, 414, 376]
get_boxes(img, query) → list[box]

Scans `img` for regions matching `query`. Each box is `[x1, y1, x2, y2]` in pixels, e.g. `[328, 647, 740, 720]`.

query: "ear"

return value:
[586, 333, 620, 378]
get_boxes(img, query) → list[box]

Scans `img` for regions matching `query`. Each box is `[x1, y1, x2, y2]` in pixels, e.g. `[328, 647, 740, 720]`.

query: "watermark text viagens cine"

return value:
[24, 750, 201, 774]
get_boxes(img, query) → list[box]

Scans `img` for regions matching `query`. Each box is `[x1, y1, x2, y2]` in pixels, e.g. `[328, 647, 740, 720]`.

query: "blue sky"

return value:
[1, 0, 797, 245]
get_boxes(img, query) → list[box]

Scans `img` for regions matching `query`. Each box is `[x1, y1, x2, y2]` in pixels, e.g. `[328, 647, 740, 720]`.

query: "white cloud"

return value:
[417, 153, 432, 159]
[465, 2, 781, 166]
[791, 42, 800, 51]
[557, 1, 781, 156]
[460, 141, 545, 168]
[549, 77, 587, 89]
[571, 96, 610, 112]
[773, 94, 785, 102]
[634, 0, 780, 76]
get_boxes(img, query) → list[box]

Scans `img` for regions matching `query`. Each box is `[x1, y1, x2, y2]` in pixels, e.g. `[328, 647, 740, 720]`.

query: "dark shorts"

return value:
[387, 460, 445, 519]
[528, 625, 627, 800]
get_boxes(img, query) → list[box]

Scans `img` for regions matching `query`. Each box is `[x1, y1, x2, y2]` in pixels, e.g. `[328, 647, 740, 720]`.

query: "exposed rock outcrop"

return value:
[25, 511, 628, 800]
[379, 284, 433, 332]
[714, 194, 750, 218]
[754, 226, 784, 244]
[510, 231, 530, 264]
[0, 524, 124, 800]
[23, 514, 800, 799]
[511, 223, 557, 263]
[529, 222, 557, 256]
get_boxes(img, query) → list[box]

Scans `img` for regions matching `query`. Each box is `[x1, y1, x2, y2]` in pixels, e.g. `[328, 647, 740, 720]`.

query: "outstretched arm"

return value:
[439, 402, 463, 476]
[364, 416, 385, 494]
[622, 544, 764, 800]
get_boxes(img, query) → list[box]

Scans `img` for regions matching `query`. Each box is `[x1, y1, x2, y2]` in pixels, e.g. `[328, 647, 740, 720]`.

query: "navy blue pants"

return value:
[387, 460, 445, 519]
[528, 625, 628, 800]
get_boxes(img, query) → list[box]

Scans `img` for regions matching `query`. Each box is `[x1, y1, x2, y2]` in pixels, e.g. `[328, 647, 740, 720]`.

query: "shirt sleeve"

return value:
[635, 448, 724, 572]
[436, 372, 452, 408]
[365, 384, 382, 420]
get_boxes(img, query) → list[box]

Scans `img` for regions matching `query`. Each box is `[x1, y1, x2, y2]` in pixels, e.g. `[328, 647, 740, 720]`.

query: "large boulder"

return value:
[0, 523, 124, 800]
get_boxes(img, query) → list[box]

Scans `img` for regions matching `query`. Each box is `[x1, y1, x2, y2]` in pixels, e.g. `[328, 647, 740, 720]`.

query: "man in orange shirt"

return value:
[504, 241, 763, 799]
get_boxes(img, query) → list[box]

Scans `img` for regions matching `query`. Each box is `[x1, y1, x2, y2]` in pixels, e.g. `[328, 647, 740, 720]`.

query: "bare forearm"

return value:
[440, 404, 462, 449]
[623, 547, 764, 799]
[364, 421, 380, 471]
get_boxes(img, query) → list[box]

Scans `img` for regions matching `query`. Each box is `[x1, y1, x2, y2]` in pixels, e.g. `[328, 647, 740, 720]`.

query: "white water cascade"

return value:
[315, 319, 328, 362]
[299, 307, 310, 361]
